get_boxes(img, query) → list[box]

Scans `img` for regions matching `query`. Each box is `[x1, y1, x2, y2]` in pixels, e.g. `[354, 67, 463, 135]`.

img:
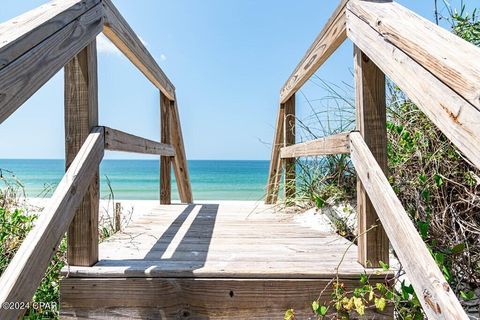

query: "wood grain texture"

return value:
[354, 46, 389, 268]
[160, 92, 172, 205]
[265, 105, 285, 204]
[347, 9, 480, 171]
[102, 0, 175, 100]
[170, 97, 193, 203]
[60, 277, 392, 319]
[104, 126, 175, 156]
[0, 4, 103, 125]
[0, 128, 104, 320]
[280, 0, 348, 103]
[349, 0, 480, 111]
[0, 0, 100, 69]
[283, 95, 296, 203]
[349, 132, 468, 320]
[65, 41, 99, 267]
[60, 202, 392, 279]
[280, 132, 350, 158]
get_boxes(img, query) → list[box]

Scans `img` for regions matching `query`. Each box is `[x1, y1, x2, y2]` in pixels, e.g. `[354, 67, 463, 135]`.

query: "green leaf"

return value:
[434, 174, 444, 187]
[374, 297, 386, 311]
[315, 196, 325, 209]
[418, 174, 427, 184]
[460, 291, 475, 301]
[417, 221, 429, 239]
[319, 305, 328, 316]
[379, 261, 390, 271]
[312, 301, 320, 312]
[450, 243, 466, 254]
[359, 273, 368, 285]
[284, 308, 295, 320]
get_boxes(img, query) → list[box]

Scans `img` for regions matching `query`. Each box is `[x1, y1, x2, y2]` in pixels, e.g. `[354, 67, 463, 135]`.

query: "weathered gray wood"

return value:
[349, 132, 468, 320]
[280, 132, 350, 158]
[0, 0, 100, 69]
[0, 4, 103, 125]
[280, 0, 348, 104]
[265, 105, 285, 204]
[160, 92, 172, 205]
[346, 9, 480, 171]
[170, 97, 193, 203]
[60, 202, 392, 279]
[0, 128, 104, 320]
[65, 41, 99, 267]
[104, 126, 175, 156]
[60, 277, 392, 320]
[115, 202, 121, 232]
[284, 95, 296, 203]
[102, 0, 175, 100]
[354, 46, 389, 268]
[348, 0, 480, 111]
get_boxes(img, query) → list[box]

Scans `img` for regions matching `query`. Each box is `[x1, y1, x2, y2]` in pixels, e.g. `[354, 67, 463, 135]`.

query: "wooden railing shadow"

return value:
[116, 204, 220, 272]
[265, 0, 479, 318]
[0, 1, 192, 319]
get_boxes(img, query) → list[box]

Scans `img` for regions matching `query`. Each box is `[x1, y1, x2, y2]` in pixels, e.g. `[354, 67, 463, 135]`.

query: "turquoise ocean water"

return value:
[0, 160, 269, 201]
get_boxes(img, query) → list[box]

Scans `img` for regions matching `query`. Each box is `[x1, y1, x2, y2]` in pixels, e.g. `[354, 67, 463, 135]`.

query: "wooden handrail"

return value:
[279, 0, 348, 104]
[0, 0, 100, 69]
[102, 0, 175, 100]
[0, 128, 104, 320]
[349, 132, 467, 319]
[348, 0, 480, 111]
[280, 132, 350, 158]
[104, 126, 175, 156]
[0, 2, 103, 125]
[346, 3, 480, 171]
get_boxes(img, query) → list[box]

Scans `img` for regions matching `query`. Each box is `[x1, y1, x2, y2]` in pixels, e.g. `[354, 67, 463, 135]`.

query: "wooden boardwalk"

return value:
[61, 202, 391, 319]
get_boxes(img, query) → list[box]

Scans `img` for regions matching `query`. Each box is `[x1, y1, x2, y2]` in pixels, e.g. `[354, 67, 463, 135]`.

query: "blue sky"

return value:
[0, 0, 476, 160]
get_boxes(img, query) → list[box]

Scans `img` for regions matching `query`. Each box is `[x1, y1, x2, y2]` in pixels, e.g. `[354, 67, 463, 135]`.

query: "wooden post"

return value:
[160, 92, 172, 204]
[115, 202, 121, 232]
[64, 41, 99, 267]
[265, 105, 285, 204]
[283, 95, 296, 205]
[354, 46, 389, 267]
[171, 97, 193, 203]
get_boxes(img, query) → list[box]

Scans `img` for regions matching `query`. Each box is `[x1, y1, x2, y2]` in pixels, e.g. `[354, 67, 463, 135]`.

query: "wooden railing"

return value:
[266, 0, 479, 319]
[0, 0, 192, 318]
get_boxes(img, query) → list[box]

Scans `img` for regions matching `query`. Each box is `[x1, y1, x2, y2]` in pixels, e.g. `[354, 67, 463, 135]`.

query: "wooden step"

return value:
[60, 277, 393, 319]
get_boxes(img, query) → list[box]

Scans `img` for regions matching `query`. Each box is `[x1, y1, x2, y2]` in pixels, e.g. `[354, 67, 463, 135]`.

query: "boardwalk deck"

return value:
[60, 202, 392, 319]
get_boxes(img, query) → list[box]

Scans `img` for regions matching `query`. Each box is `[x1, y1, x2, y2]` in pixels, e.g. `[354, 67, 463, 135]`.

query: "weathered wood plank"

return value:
[280, 132, 350, 158]
[265, 105, 285, 204]
[160, 92, 172, 204]
[170, 97, 193, 203]
[65, 41, 99, 267]
[60, 277, 392, 320]
[102, 0, 175, 100]
[348, 0, 480, 111]
[0, 0, 100, 69]
[284, 95, 296, 203]
[347, 10, 480, 171]
[280, 0, 348, 103]
[104, 126, 175, 156]
[349, 132, 467, 320]
[0, 4, 103, 125]
[354, 46, 389, 268]
[0, 128, 104, 320]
